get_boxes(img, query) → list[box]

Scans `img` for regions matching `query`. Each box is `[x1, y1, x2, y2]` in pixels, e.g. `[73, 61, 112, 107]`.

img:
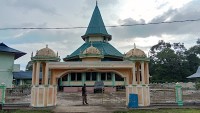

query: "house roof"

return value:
[13, 71, 42, 80]
[0, 43, 26, 60]
[187, 66, 200, 78]
[63, 41, 123, 61]
[81, 3, 111, 41]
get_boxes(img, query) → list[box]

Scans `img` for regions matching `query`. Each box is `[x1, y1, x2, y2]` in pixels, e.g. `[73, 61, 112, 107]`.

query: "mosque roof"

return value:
[63, 42, 123, 61]
[81, 3, 111, 41]
[187, 66, 200, 78]
[125, 46, 146, 58]
[0, 43, 26, 60]
[31, 45, 60, 61]
[82, 44, 101, 55]
[36, 45, 57, 57]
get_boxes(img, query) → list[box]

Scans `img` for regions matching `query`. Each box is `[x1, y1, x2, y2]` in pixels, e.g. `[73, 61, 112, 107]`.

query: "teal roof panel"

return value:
[63, 42, 123, 61]
[82, 4, 111, 40]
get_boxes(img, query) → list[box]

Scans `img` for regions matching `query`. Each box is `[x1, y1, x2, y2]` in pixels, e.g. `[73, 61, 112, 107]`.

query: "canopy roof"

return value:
[0, 43, 26, 60]
[187, 66, 200, 78]
[81, 3, 111, 41]
[63, 42, 123, 61]
[13, 71, 42, 80]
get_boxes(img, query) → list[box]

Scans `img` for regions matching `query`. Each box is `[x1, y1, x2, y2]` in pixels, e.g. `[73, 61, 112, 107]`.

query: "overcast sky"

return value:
[1, 0, 200, 70]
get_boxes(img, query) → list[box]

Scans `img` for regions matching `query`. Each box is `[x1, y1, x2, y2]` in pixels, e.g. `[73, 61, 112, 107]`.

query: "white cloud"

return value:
[118, 0, 192, 22]
[1, 0, 199, 70]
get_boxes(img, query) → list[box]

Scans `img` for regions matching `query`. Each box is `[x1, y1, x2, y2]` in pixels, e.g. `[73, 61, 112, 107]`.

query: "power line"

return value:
[0, 18, 200, 30]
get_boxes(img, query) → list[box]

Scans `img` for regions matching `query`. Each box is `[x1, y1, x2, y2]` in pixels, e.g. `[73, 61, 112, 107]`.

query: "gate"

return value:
[56, 87, 126, 107]
[5, 85, 31, 104]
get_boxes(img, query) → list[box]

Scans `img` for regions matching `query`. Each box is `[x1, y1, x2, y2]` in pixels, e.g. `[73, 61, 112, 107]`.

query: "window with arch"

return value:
[115, 74, 124, 81]
[62, 74, 68, 81]
[101, 72, 112, 81]
[71, 73, 82, 81]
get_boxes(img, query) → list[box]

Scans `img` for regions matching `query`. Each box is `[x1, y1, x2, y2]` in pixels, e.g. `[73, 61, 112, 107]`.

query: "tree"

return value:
[149, 40, 188, 83]
[185, 39, 200, 75]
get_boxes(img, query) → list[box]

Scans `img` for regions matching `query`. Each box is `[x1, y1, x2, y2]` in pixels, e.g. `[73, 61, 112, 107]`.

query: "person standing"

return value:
[82, 83, 88, 105]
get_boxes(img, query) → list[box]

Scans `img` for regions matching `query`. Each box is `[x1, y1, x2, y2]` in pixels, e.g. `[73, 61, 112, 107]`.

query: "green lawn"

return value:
[0, 110, 53, 113]
[114, 108, 200, 113]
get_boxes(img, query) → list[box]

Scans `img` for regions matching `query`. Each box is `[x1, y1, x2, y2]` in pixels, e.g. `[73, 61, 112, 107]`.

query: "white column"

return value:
[36, 62, 40, 85]
[42, 63, 45, 84]
[32, 63, 36, 85]
[146, 63, 149, 84]
[45, 62, 49, 85]
[141, 62, 145, 84]
[132, 62, 136, 85]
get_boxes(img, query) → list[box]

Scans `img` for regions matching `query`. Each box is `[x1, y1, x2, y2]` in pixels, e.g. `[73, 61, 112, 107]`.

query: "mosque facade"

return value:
[60, 3, 125, 92]
[31, 3, 150, 107]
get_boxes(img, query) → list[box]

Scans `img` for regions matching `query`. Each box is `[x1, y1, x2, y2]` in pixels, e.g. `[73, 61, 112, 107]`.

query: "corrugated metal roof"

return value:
[13, 71, 42, 80]
[0, 43, 26, 60]
[63, 42, 123, 61]
[187, 66, 200, 78]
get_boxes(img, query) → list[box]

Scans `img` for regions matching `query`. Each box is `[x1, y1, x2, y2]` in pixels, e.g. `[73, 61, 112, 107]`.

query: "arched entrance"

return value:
[56, 69, 126, 93]
[31, 60, 150, 107]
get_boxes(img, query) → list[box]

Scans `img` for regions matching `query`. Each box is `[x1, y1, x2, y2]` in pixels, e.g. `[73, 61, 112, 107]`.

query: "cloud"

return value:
[3, 0, 57, 14]
[1, 0, 199, 71]
[109, 0, 200, 40]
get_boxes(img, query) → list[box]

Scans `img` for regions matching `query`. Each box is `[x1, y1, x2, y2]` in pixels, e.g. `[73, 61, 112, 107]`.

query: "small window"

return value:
[71, 73, 76, 81]
[77, 73, 82, 81]
[92, 72, 97, 81]
[101, 73, 106, 81]
[86, 72, 91, 81]
[107, 73, 112, 81]
[115, 74, 124, 81]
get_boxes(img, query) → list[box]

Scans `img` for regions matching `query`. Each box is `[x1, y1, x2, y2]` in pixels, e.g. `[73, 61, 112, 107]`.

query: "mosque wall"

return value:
[88, 36, 104, 42]
[0, 52, 14, 88]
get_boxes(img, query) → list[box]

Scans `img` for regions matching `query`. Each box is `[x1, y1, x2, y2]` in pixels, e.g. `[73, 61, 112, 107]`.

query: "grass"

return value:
[0, 108, 199, 113]
[114, 108, 200, 113]
[0, 110, 53, 113]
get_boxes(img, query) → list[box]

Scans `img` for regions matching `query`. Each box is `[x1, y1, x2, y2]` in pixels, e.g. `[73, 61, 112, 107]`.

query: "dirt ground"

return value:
[5, 89, 200, 112]
[54, 91, 127, 113]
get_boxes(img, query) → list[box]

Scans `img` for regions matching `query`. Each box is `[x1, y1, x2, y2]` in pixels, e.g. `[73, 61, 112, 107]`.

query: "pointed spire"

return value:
[81, 2, 112, 41]
[96, 0, 98, 6]
[46, 44, 48, 48]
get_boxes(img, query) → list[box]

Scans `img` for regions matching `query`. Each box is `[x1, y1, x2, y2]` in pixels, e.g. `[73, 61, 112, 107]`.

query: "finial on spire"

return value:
[57, 51, 58, 57]
[96, 0, 98, 6]
[31, 52, 33, 57]
[46, 44, 48, 48]
[134, 43, 136, 49]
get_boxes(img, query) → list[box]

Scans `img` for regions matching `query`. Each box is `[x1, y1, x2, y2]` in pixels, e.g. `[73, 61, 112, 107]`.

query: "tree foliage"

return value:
[150, 40, 200, 83]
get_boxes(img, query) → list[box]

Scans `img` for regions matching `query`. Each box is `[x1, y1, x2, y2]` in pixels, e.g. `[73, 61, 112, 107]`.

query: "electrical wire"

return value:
[0, 18, 200, 30]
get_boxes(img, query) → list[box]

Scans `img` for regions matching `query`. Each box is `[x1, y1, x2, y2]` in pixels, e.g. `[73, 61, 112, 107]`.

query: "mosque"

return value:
[30, 3, 150, 107]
